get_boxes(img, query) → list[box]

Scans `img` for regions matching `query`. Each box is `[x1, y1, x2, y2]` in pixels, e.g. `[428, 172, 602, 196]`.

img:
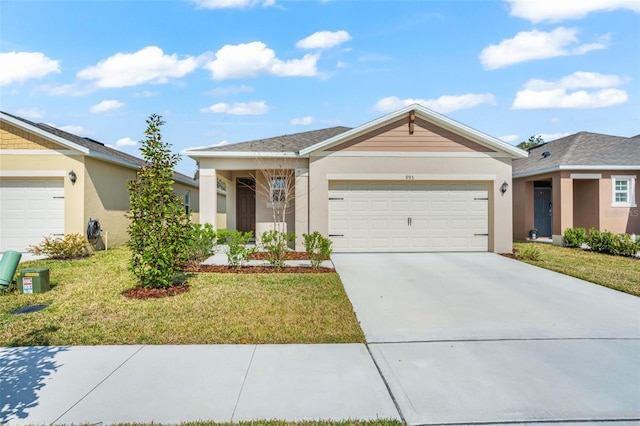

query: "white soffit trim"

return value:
[0, 170, 67, 177]
[326, 173, 497, 181]
[1, 113, 90, 154]
[311, 151, 511, 158]
[300, 104, 529, 159]
[0, 149, 78, 156]
[571, 173, 602, 179]
[514, 165, 640, 179]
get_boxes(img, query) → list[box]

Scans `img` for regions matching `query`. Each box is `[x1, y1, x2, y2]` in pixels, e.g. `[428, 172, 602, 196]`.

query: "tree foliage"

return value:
[127, 114, 191, 288]
[517, 135, 544, 150]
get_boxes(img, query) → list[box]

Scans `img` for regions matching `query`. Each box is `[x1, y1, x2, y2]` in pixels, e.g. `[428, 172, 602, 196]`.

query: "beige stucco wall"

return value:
[308, 154, 514, 253]
[2, 122, 200, 249]
[1, 124, 86, 237]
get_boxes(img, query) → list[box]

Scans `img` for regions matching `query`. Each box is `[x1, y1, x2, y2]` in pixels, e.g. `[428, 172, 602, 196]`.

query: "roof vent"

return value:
[542, 151, 551, 158]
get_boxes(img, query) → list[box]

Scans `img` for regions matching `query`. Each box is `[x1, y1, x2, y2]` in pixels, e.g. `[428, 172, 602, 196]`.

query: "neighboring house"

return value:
[186, 104, 527, 253]
[0, 111, 199, 252]
[512, 132, 640, 243]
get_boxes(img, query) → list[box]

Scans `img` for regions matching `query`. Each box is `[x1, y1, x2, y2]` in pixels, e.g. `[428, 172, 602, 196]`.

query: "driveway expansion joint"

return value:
[230, 344, 257, 422]
[365, 343, 407, 425]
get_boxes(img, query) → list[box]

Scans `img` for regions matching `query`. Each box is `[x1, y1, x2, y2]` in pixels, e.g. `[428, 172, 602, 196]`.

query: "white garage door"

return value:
[0, 179, 65, 252]
[329, 182, 488, 252]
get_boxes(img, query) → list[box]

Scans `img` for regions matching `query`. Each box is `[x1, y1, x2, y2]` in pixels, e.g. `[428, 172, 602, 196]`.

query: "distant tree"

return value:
[127, 114, 192, 289]
[517, 135, 544, 150]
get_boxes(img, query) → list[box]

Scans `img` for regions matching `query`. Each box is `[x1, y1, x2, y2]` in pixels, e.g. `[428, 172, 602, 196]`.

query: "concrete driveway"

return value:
[332, 252, 640, 425]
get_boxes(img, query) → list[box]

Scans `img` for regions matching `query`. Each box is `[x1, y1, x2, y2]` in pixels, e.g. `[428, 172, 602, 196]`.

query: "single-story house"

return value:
[512, 132, 639, 243]
[0, 111, 200, 252]
[186, 104, 527, 253]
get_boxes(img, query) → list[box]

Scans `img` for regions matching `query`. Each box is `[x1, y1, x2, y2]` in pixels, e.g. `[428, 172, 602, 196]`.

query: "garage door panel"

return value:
[1, 179, 65, 252]
[328, 181, 489, 252]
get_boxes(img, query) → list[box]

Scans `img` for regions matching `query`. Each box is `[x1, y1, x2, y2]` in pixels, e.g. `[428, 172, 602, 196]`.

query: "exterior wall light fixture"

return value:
[69, 170, 77, 184]
[500, 181, 509, 195]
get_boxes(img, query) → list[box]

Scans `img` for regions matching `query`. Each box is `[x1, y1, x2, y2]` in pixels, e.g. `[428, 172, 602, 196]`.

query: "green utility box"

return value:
[16, 268, 50, 294]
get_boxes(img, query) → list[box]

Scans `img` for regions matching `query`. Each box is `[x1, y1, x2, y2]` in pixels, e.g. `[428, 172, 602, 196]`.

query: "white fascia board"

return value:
[1, 113, 90, 154]
[513, 165, 640, 179]
[299, 104, 529, 159]
[185, 150, 300, 159]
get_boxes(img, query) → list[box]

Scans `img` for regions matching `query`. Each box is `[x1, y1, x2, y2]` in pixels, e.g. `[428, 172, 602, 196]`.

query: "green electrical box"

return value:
[16, 268, 50, 294]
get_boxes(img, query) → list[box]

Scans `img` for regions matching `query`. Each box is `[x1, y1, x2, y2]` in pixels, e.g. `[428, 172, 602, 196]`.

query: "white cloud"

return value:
[296, 30, 351, 50]
[36, 83, 93, 96]
[373, 94, 497, 114]
[16, 108, 45, 119]
[479, 27, 607, 70]
[0, 52, 60, 86]
[208, 84, 255, 96]
[77, 46, 198, 88]
[507, 0, 640, 23]
[190, 0, 272, 8]
[336, 61, 348, 69]
[134, 90, 158, 98]
[539, 132, 573, 141]
[200, 101, 268, 115]
[499, 134, 520, 143]
[115, 137, 137, 147]
[523, 71, 623, 90]
[203, 42, 319, 80]
[513, 72, 628, 109]
[291, 116, 313, 125]
[55, 124, 91, 135]
[90, 100, 125, 113]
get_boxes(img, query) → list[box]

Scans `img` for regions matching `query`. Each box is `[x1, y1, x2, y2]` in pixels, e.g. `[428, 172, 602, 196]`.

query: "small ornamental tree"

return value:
[127, 114, 191, 288]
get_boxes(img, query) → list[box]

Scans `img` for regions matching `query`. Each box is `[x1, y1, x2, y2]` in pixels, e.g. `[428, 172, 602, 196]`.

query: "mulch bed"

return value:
[248, 251, 329, 261]
[122, 284, 190, 299]
[184, 265, 334, 274]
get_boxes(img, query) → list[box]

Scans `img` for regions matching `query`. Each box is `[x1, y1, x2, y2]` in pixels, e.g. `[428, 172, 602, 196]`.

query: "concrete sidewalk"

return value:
[0, 344, 399, 425]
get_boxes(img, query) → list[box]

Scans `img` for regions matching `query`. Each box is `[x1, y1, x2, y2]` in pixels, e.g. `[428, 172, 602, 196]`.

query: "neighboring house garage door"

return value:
[0, 179, 65, 252]
[329, 182, 488, 252]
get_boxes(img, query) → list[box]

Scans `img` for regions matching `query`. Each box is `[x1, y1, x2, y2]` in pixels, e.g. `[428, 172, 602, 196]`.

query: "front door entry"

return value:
[236, 178, 256, 235]
[534, 188, 552, 237]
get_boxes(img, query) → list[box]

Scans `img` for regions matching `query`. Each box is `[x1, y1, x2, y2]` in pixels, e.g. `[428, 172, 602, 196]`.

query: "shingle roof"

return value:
[513, 131, 640, 176]
[1, 111, 197, 185]
[190, 126, 352, 153]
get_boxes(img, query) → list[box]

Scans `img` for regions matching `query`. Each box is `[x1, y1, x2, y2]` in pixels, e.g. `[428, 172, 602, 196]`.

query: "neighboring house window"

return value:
[184, 190, 191, 214]
[612, 176, 636, 207]
[270, 177, 287, 206]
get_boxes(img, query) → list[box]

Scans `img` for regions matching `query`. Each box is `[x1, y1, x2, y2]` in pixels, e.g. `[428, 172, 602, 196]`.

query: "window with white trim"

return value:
[611, 176, 636, 207]
[270, 177, 287, 206]
[184, 190, 191, 214]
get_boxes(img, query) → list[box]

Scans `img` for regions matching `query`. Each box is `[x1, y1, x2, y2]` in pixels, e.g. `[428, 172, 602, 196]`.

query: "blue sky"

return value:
[2, 0, 639, 176]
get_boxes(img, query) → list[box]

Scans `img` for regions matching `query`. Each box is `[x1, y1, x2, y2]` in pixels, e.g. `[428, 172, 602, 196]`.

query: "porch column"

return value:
[199, 168, 218, 229]
[552, 172, 573, 244]
[295, 168, 309, 251]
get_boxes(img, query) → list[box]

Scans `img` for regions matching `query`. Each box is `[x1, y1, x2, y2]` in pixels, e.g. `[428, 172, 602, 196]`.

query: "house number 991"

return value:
[405, 175, 414, 180]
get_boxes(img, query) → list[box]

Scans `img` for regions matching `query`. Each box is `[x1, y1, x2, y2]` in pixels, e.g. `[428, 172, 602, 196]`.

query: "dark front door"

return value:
[236, 178, 255, 235]
[534, 188, 552, 237]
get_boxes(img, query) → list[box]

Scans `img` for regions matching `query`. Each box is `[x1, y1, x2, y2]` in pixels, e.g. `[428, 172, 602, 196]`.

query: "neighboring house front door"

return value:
[236, 178, 256, 235]
[534, 188, 552, 237]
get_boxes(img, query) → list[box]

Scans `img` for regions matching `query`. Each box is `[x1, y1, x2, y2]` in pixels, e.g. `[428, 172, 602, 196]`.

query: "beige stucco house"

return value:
[187, 105, 527, 253]
[0, 111, 200, 252]
[513, 132, 639, 243]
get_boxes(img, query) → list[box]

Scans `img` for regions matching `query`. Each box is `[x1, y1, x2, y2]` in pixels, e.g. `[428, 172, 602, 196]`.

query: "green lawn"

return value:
[513, 242, 640, 296]
[0, 247, 365, 346]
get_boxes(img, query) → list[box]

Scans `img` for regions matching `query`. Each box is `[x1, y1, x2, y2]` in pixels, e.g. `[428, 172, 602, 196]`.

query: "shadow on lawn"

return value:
[1, 328, 68, 422]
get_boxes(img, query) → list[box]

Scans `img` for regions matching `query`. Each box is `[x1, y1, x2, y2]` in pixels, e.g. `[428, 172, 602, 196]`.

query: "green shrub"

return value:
[303, 231, 333, 268]
[183, 223, 217, 267]
[613, 233, 640, 257]
[562, 227, 587, 248]
[28, 233, 90, 259]
[586, 229, 639, 257]
[225, 230, 255, 268]
[260, 230, 295, 268]
[514, 244, 542, 261]
[587, 229, 617, 254]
